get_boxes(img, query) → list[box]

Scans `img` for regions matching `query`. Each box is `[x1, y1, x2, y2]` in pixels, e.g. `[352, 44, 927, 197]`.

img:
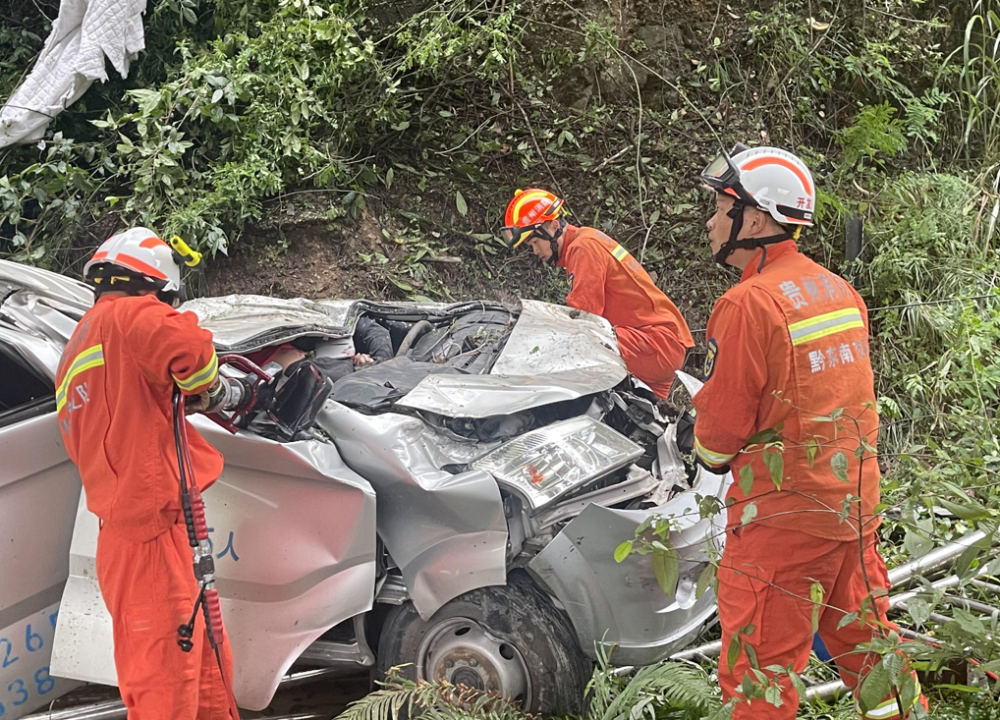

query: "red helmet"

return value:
[501, 188, 565, 248]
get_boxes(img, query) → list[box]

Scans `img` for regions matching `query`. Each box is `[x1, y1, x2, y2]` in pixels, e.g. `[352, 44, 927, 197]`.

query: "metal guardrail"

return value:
[667, 530, 1000, 703]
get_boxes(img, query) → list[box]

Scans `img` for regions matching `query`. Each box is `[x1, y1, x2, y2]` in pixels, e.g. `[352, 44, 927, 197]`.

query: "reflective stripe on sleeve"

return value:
[694, 438, 737, 467]
[787, 308, 864, 346]
[56, 344, 105, 411]
[172, 350, 219, 393]
[611, 244, 629, 262]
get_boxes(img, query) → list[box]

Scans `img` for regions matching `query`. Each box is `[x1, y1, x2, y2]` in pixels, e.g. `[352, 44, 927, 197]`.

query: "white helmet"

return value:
[700, 144, 816, 266]
[701, 145, 816, 226]
[84, 227, 184, 301]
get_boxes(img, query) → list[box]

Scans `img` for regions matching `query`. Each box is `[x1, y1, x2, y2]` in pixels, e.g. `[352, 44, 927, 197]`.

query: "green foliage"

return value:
[836, 103, 907, 170]
[587, 648, 726, 720]
[337, 655, 725, 720]
[337, 667, 529, 720]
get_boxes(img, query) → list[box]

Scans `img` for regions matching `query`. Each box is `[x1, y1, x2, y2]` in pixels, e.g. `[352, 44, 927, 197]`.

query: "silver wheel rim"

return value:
[415, 617, 532, 707]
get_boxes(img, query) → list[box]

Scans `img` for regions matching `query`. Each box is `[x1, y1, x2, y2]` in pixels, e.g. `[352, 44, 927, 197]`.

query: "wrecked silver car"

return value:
[0, 259, 729, 717]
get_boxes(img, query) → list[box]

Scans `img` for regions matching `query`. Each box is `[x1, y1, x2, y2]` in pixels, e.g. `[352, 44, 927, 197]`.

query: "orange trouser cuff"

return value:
[717, 523, 926, 720]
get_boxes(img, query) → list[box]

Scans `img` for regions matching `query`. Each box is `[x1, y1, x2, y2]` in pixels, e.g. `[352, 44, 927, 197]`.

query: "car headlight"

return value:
[472, 416, 643, 511]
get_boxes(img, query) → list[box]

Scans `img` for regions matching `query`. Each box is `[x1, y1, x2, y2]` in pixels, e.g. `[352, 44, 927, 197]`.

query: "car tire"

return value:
[376, 571, 591, 714]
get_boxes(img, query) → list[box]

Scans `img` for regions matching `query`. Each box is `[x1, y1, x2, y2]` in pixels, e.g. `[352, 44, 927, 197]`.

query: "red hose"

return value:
[174, 390, 242, 720]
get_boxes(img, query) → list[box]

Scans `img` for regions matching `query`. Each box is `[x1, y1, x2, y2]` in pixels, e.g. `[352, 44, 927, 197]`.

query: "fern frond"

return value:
[336, 668, 535, 720]
[591, 661, 722, 720]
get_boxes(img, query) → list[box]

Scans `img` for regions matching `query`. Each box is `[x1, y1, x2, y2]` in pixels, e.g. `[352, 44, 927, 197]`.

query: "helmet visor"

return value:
[700, 151, 757, 205]
[700, 152, 740, 189]
[502, 224, 542, 249]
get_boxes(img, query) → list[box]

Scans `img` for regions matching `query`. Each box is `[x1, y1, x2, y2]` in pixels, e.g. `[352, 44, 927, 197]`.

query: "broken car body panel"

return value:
[51, 426, 378, 711]
[2, 258, 727, 713]
[316, 402, 508, 619]
[529, 470, 731, 665]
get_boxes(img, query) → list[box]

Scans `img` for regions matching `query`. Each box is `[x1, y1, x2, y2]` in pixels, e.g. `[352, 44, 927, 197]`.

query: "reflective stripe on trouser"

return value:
[57, 344, 105, 410]
[787, 308, 864, 346]
[859, 682, 923, 720]
[172, 350, 219, 393]
[717, 524, 926, 720]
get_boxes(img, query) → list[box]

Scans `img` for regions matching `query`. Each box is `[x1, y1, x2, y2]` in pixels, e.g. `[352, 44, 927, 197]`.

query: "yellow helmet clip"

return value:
[168, 235, 202, 268]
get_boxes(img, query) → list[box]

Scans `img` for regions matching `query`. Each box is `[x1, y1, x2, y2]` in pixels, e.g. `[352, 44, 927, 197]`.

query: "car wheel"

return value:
[376, 572, 591, 714]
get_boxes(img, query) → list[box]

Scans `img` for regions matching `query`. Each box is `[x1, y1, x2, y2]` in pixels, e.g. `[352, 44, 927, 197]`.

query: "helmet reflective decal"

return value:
[704, 338, 718, 379]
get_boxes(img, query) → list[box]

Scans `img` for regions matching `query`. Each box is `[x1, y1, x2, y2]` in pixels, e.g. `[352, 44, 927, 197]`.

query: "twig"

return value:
[508, 94, 560, 194]
[592, 145, 632, 172]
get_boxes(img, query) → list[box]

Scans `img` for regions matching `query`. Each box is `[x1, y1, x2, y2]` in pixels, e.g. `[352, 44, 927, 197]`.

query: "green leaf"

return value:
[744, 641, 760, 670]
[904, 519, 933, 558]
[838, 611, 859, 630]
[764, 450, 784, 490]
[937, 498, 992, 521]
[906, 597, 931, 626]
[696, 564, 716, 600]
[738, 465, 754, 496]
[859, 662, 891, 713]
[764, 684, 782, 707]
[883, 651, 903, 685]
[455, 190, 468, 217]
[809, 582, 824, 634]
[831, 451, 849, 482]
[746, 428, 781, 445]
[652, 545, 680, 598]
[741, 502, 758, 526]
[805, 438, 818, 469]
[614, 540, 633, 563]
[727, 635, 742, 672]
[385, 167, 394, 190]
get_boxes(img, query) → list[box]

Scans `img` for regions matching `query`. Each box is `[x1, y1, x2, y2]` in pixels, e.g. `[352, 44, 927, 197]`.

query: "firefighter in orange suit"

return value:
[56, 228, 236, 719]
[692, 147, 926, 718]
[503, 189, 695, 397]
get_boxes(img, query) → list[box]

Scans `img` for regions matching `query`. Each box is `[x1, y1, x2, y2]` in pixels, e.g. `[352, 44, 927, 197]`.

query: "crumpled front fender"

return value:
[317, 402, 508, 619]
[528, 470, 731, 666]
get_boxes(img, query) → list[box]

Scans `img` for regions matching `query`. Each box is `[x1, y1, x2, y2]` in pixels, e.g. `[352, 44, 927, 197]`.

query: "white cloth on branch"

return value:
[0, 0, 146, 148]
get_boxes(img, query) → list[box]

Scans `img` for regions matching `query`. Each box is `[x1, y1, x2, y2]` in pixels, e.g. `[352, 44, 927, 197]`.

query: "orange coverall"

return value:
[56, 294, 235, 720]
[556, 225, 694, 397]
[692, 240, 923, 719]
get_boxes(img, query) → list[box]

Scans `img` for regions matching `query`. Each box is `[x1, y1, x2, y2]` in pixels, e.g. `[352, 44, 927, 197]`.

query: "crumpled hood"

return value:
[185, 294, 628, 418]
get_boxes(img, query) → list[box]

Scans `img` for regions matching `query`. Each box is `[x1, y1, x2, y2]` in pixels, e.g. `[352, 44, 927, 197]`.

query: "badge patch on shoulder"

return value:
[704, 338, 718, 379]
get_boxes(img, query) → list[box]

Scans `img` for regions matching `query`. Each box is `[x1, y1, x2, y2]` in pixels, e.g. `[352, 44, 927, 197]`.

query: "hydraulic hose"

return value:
[395, 320, 432, 358]
[172, 388, 242, 720]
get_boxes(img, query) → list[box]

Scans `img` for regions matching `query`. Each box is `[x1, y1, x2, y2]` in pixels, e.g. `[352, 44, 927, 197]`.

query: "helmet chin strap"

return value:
[714, 200, 791, 271]
[534, 218, 566, 265]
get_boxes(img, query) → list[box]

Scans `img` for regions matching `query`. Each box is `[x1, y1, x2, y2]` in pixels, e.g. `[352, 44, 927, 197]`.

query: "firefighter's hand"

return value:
[185, 390, 211, 414]
[353, 353, 373, 366]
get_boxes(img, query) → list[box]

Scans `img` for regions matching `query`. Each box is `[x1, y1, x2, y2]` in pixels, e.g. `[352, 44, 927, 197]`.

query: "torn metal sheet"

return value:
[529, 469, 731, 666]
[316, 402, 508, 618]
[398, 366, 629, 418]
[51, 425, 377, 711]
[492, 299, 625, 378]
[0, 260, 94, 311]
[184, 296, 356, 352]
[399, 300, 626, 418]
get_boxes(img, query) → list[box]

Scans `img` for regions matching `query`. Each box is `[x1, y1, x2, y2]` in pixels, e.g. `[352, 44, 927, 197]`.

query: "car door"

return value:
[0, 340, 83, 719]
[50, 417, 379, 711]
